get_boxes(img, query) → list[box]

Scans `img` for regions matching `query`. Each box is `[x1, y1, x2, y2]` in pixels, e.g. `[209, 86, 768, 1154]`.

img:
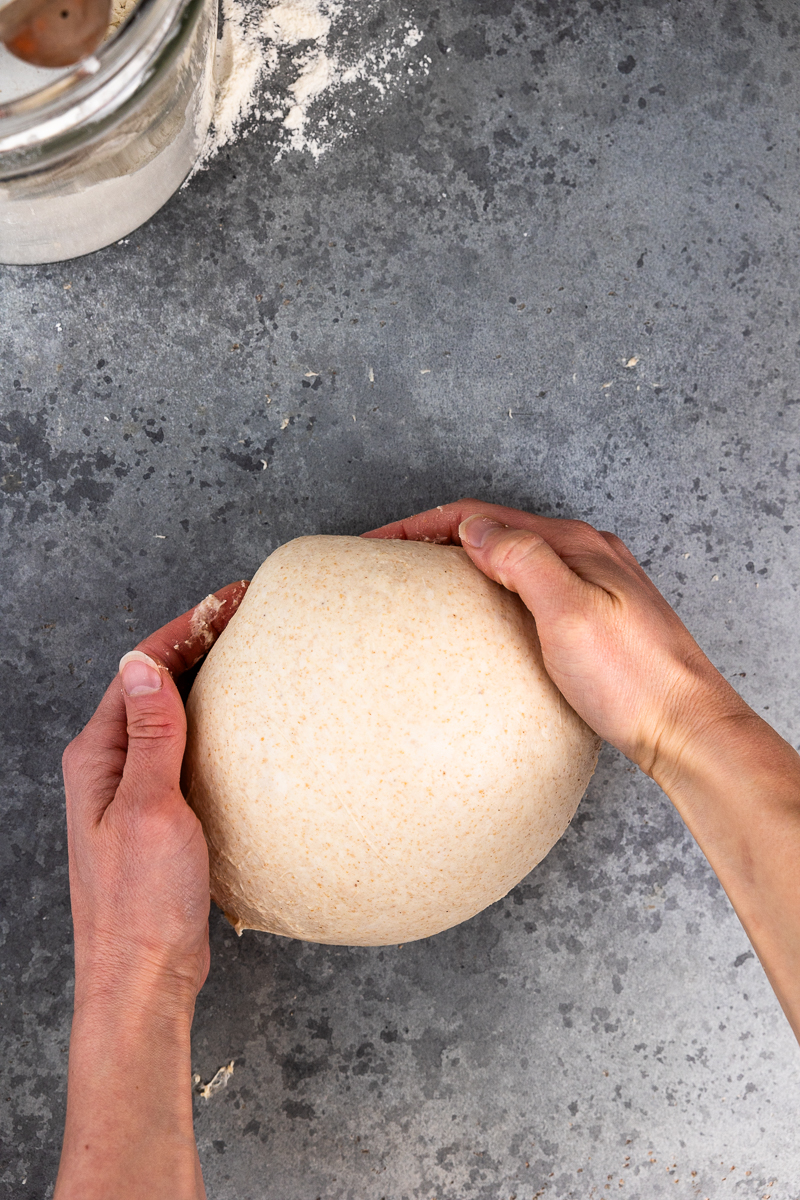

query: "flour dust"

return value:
[192, 0, 430, 172]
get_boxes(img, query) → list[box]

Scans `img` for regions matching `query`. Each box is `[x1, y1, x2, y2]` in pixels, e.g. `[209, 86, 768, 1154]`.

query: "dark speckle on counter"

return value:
[1, 0, 799, 1196]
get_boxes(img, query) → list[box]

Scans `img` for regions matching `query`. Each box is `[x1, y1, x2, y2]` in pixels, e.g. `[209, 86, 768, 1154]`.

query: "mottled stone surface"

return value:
[2, 0, 800, 1196]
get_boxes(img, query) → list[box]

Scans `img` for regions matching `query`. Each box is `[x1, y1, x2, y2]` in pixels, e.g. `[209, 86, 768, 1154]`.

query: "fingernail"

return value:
[119, 650, 162, 696]
[459, 515, 506, 549]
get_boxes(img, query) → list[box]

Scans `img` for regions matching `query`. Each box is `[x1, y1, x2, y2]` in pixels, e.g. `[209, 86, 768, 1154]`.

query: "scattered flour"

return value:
[106, 0, 426, 165]
[282, 49, 336, 154]
[191, 0, 429, 171]
[261, 0, 332, 45]
[209, 0, 274, 154]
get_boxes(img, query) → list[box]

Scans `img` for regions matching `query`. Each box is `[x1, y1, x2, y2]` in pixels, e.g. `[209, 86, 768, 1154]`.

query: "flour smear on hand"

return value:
[194, 0, 428, 170]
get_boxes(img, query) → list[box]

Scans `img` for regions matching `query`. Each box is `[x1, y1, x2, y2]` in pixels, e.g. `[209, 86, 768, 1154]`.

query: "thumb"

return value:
[458, 514, 590, 623]
[118, 650, 187, 805]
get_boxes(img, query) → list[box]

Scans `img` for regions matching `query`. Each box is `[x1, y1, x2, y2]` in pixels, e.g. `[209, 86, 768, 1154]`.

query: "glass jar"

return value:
[0, 0, 217, 264]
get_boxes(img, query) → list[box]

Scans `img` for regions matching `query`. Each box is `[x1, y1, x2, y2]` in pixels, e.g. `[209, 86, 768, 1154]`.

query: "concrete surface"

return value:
[2, 0, 800, 1196]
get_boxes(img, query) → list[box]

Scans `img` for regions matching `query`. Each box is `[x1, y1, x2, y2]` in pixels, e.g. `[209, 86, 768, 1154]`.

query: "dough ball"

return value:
[183, 536, 600, 946]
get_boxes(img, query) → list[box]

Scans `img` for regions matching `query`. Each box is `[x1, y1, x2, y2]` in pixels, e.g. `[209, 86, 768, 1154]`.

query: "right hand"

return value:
[363, 499, 754, 786]
[365, 502, 800, 1047]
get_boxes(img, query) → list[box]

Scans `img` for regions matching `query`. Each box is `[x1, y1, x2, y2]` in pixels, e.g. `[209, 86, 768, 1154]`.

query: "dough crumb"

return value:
[195, 1061, 235, 1099]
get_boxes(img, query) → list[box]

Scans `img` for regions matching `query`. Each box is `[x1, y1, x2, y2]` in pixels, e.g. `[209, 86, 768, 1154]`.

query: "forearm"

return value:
[55, 976, 205, 1200]
[655, 706, 800, 1043]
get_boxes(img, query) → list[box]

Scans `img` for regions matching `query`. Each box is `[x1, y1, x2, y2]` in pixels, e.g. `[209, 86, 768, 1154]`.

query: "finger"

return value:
[362, 498, 620, 566]
[362, 499, 537, 544]
[458, 515, 594, 627]
[64, 581, 248, 824]
[71, 580, 249, 770]
[132, 580, 250, 677]
[116, 651, 187, 810]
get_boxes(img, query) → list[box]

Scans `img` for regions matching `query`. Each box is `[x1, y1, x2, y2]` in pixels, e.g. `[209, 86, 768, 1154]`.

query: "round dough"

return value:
[183, 536, 600, 946]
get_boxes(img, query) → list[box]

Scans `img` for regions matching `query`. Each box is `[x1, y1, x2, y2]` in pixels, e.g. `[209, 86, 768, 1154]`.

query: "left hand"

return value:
[63, 581, 249, 1011]
[56, 583, 248, 1200]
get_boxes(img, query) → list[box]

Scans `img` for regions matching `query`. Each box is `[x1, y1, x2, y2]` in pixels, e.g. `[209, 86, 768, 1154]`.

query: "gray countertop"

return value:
[2, 0, 800, 1196]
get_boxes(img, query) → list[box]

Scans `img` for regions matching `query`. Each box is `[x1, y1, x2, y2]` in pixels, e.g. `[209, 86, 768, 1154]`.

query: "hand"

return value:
[56, 581, 248, 1200]
[365, 500, 800, 1044]
[64, 580, 249, 1006]
[364, 498, 750, 785]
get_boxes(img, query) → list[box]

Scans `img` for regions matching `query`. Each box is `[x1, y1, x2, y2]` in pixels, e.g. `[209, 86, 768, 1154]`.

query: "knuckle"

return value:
[599, 530, 626, 551]
[564, 520, 620, 561]
[127, 711, 184, 744]
[571, 518, 603, 541]
[494, 530, 544, 582]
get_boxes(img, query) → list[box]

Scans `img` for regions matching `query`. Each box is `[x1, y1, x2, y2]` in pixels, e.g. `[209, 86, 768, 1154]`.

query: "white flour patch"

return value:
[188, 593, 226, 650]
[191, 0, 429, 172]
[261, 0, 333, 45]
[282, 49, 336, 154]
[205, 0, 275, 157]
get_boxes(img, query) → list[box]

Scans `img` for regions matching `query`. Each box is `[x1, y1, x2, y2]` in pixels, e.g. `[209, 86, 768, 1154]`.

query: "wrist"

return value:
[73, 944, 202, 1026]
[71, 916, 208, 1013]
[649, 671, 797, 803]
[638, 654, 756, 790]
